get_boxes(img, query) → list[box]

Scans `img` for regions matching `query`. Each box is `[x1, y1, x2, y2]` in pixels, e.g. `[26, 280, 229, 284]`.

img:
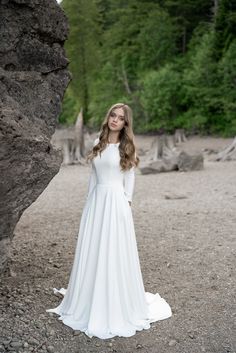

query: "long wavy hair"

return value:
[86, 103, 140, 171]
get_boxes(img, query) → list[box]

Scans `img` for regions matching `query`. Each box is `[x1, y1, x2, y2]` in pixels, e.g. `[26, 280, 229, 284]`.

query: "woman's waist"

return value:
[96, 181, 123, 187]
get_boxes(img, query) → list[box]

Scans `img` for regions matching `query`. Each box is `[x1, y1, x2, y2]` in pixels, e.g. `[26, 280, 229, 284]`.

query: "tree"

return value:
[139, 63, 183, 132]
[163, 0, 213, 53]
[211, 0, 236, 60]
[61, 0, 102, 122]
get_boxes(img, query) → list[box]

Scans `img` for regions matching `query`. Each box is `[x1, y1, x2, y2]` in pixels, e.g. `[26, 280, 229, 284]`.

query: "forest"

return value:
[59, 0, 236, 137]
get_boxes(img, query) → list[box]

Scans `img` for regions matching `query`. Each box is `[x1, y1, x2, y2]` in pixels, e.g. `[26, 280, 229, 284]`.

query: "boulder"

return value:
[0, 0, 71, 273]
[177, 151, 204, 171]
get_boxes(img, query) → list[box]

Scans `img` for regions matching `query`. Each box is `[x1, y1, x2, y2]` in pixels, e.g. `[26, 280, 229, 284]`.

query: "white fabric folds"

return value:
[46, 138, 172, 339]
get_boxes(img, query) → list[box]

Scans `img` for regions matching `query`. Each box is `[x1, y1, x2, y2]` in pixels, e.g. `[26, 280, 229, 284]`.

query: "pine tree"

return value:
[61, 0, 102, 122]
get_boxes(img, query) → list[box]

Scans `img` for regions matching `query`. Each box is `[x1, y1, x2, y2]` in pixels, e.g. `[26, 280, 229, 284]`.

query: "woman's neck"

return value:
[108, 132, 120, 144]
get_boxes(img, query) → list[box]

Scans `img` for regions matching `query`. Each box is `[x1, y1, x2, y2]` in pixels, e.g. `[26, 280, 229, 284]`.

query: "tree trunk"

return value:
[140, 134, 203, 174]
[214, 137, 236, 161]
[74, 108, 86, 164]
[174, 129, 187, 144]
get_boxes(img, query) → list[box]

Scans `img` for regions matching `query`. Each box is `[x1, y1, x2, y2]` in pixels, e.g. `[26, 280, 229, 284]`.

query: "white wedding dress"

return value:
[46, 137, 172, 339]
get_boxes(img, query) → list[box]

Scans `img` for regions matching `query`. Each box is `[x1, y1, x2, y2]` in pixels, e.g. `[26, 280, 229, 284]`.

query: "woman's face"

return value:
[108, 107, 125, 132]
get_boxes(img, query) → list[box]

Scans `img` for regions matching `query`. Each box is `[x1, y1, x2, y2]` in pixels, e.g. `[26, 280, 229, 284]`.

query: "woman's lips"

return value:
[111, 123, 117, 127]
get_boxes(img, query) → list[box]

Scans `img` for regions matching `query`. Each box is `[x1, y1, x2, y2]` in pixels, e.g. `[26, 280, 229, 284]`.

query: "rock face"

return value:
[0, 0, 71, 273]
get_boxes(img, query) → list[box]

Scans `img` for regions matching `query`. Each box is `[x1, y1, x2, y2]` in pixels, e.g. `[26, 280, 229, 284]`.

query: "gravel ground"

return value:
[0, 135, 236, 353]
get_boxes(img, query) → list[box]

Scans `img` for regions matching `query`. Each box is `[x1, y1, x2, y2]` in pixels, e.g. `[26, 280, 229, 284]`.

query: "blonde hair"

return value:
[86, 103, 139, 171]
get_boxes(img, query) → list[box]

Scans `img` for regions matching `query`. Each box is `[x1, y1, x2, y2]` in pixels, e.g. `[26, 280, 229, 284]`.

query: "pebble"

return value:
[188, 333, 195, 339]
[3, 340, 11, 345]
[73, 331, 81, 336]
[34, 321, 43, 328]
[168, 339, 177, 346]
[46, 346, 55, 353]
[136, 343, 143, 349]
[10, 341, 22, 348]
[28, 338, 39, 346]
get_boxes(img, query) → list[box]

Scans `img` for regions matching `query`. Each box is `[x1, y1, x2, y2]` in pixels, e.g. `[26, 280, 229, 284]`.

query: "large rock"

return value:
[177, 151, 204, 171]
[139, 151, 204, 174]
[0, 0, 71, 273]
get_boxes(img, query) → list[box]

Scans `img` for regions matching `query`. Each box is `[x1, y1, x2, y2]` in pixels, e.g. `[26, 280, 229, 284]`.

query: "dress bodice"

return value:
[87, 138, 135, 202]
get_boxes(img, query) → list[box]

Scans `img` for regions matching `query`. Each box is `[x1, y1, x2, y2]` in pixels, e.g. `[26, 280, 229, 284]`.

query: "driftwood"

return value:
[61, 138, 74, 165]
[140, 132, 203, 174]
[178, 151, 204, 171]
[147, 135, 178, 162]
[74, 108, 86, 163]
[51, 109, 95, 165]
[174, 129, 187, 144]
[214, 137, 236, 161]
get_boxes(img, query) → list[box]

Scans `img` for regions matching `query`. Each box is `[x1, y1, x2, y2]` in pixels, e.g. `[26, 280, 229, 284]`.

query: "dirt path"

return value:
[1, 136, 236, 353]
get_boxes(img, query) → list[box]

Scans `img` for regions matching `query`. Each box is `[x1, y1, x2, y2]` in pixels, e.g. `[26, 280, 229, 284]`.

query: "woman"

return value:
[46, 103, 172, 339]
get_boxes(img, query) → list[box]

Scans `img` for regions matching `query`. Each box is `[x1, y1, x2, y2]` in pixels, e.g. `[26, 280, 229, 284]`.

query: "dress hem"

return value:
[46, 288, 172, 340]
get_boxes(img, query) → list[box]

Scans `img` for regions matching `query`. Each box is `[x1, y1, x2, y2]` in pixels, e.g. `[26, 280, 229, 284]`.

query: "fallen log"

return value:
[214, 137, 236, 161]
[178, 151, 204, 171]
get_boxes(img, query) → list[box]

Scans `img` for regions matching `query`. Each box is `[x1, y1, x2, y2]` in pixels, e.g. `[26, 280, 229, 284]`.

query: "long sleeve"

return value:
[86, 164, 97, 200]
[123, 166, 135, 202]
[86, 137, 99, 200]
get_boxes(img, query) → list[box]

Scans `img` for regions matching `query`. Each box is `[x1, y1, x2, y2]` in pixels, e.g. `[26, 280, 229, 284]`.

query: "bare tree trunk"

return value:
[140, 133, 203, 174]
[62, 138, 74, 165]
[174, 129, 187, 144]
[213, 0, 219, 17]
[74, 108, 85, 164]
[120, 62, 149, 124]
[147, 135, 177, 162]
[215, 137, 236, 161]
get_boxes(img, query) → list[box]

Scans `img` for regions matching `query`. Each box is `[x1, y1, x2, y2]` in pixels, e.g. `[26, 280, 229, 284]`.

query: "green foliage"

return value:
[137, 8, 177, 70]
[59, 0, 236, 137]
[87, 61, 131, 129]
[182, 27, 236, 136]
[138, 64, 184, 132]
[163, 0, 213, 53]
[212, 0, 236, 60]
[58, 88, 80, 125]
[61, 0, 102, 122]
[182, 31, 223, 133]
[218, 39, 236, 135]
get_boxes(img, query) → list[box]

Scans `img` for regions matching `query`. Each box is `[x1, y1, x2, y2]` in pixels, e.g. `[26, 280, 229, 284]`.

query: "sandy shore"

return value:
[1, 135, 235, 353]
